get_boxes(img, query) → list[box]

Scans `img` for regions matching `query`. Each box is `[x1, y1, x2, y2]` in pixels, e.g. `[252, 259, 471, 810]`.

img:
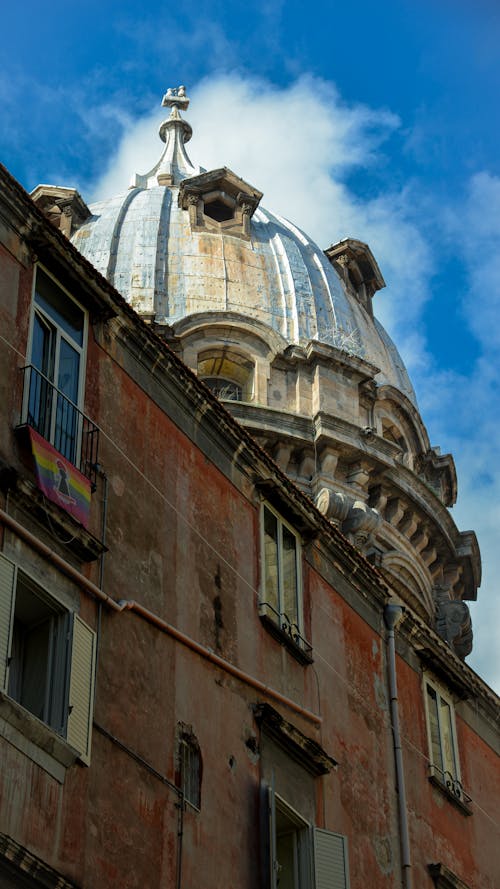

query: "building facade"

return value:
[0, 88, 498, 889]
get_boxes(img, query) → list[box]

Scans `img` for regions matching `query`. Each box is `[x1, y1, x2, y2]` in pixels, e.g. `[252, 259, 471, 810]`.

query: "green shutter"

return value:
[313, 828, 350, 889]
[67, 614, 96, 764]
[0, 554, 16, 692]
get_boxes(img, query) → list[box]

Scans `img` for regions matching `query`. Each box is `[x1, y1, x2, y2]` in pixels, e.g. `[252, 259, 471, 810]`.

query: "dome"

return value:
[66, 87, 480, 654]
[72, 89, 416, 406]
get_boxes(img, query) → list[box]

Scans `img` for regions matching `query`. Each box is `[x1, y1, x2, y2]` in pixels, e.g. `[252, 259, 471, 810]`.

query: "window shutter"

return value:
[66, 614, 96, 764]
[313, 828, 350, 889]
[0, 554, 16, 692]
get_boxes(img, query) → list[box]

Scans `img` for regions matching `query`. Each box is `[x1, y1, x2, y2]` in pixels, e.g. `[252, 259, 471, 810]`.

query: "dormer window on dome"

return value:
[179, 168, 262, 239]
[325, 238, 385, 317]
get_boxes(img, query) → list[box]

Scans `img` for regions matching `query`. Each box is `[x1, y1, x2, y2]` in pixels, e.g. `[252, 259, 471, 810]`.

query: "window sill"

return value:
[428, 771, 472, 816]
[0, 692, 79, 783]
[259, 613, 313, 665]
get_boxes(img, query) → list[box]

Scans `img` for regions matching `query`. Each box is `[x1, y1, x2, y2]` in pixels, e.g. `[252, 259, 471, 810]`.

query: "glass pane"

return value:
[20, 618, 51, 721]
[264, 507, 279, 614]
[28, 314, 56, 438]
[32, 311, 55, 378]
[426, 685, 444, 772]
[35, 268, 84, 347]
[27, 366, 53, 438]
[182, 740, 200, 808]
[282, 526, 298, 627]
[58, 339, 80, 402]
[276, 832, 298, 889]
[203, 377, 242, 401]
[54, 340, 80, 461]
[54, 397, 78, 463]
[440, 697, 458, 778]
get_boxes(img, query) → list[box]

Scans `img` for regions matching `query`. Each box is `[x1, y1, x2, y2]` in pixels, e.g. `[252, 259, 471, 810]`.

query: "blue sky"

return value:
[1, 0, 499, 692]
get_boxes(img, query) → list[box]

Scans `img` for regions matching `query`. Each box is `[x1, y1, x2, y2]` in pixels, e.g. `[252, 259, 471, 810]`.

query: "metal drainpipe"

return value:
[384, 604, 412, 889]
[0, 508, 322, 725]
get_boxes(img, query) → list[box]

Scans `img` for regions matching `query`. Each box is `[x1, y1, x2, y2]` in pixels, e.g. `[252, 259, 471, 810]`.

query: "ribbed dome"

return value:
[68, 90, 482, 644]
[72, 88, 416, 405]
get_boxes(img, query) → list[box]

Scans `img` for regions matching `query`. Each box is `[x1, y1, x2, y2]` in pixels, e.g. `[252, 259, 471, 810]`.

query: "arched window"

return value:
[198, 348, 254, 402]
[203, 377, 242, 401]
[177, 726, 202, 809]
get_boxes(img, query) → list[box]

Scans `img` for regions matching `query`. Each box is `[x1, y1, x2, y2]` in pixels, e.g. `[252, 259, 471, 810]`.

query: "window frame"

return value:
[178, 727, 202, 811]
[0, 553, 96, 765]
[24, 265, 88, 466]
[423, 675, 471, 812]
[197, 346, 255, 403]
[266, 782, 350, 889]
[259, 502, 312, 662]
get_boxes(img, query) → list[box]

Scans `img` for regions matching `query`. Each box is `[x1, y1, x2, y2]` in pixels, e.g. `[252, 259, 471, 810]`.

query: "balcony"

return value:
[19, 365, 99, 489]
[428, 763, 472, 815]
[258, 601, 313, 664]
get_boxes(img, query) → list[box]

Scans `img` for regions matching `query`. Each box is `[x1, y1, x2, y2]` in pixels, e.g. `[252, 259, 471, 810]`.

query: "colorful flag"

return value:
[28, 428, 91, 528]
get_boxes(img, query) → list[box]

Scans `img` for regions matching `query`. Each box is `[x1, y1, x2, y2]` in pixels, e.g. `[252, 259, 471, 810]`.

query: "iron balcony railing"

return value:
[20, 365, 99, 489]
[258, 600, 313, 661]
[428, 763, 472, 808]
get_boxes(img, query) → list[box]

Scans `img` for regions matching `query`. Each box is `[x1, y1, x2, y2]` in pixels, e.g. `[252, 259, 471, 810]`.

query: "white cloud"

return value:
[416, 173, 500, 690]
[93, 73, 431, 343]
[89, 72, 499, 693]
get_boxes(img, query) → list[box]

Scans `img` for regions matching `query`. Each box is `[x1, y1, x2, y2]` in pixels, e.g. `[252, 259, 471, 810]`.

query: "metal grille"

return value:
[20, 365, 99, 488]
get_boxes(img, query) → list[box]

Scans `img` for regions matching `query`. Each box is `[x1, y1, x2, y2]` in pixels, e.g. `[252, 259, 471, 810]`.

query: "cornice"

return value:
[399, 608, 499, 726]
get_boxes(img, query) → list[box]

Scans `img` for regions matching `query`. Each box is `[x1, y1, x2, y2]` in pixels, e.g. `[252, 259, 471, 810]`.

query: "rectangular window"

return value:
[179, 730, 202, 809]
[260, 503, 311, 659]
[0, 553, 96, 764]
[26, 267, 87, 465]
[424, 678, 468, 806]
[20, 266, 99, 489]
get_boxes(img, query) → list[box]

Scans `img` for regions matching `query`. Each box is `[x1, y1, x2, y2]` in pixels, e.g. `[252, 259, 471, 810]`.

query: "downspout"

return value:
[384, 604, 412, 889]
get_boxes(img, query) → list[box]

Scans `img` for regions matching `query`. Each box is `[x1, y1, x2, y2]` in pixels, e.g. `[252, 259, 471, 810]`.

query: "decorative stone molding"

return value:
[381, 549, 434, 619]
[319, 447, 340, 480]
[30, 185, 90, 238]
[273, 442, 293, 473]
[254, 703, 337, 776]
[346, 461, 371, 493]
[298, 452, 316, 481]
[421, 542, 438, 569]
[316, 488, 381, 550]
[411, 526, 430, 554]
[385, 497, 406, 528]
[178, 167, 262, 239]
[315, 488, 353, 524]
[324, 238, 385, 316]
[0, 832, 79, 887]
[368, 484, 389, 514]
[435, 595, 473, 659]
[343, 500, 381, 549]
[415, 448, 457, 507]
[428, 862, 471, 889]
[398, 509, 419, 540]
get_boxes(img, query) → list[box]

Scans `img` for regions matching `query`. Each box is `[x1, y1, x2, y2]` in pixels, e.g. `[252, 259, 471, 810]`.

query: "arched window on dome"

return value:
[198, 348, 254, 403]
